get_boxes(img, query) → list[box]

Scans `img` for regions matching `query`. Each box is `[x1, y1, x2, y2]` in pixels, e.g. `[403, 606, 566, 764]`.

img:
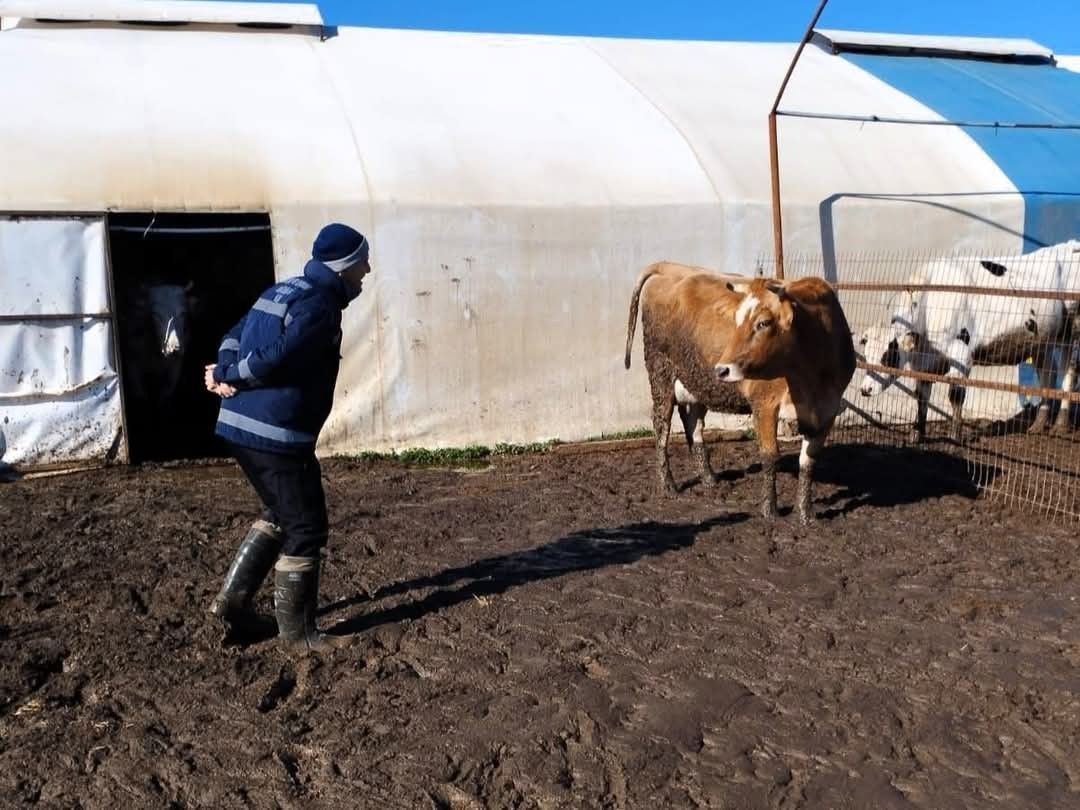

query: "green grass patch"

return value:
[582, 427, 654, 442]
[349, 439, 561, 467]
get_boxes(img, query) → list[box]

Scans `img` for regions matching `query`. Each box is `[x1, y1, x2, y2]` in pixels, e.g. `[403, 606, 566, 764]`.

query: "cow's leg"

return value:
[754, 401, 780, 519]
[946, 378, 967, 442]
[910, 380, 932, 444]
[948, 383, 965, 442]
[1051, 341, 1077, 434]
[945, 338, 971, 443]
[1029, 350, 1055, 433]
[679, 402, 716, 486]
[646, 356, 679, 494]
[796, 432, 827, 526]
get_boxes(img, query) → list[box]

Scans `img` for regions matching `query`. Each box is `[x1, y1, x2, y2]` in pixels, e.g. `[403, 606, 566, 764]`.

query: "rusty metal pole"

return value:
[769, 0, 830, 280]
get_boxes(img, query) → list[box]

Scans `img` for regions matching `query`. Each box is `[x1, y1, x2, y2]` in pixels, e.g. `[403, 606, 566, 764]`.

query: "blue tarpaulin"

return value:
[845, 54, 1080, 252]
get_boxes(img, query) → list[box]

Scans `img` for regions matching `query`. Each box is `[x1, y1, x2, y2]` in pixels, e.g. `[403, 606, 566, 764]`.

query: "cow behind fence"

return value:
[856, 241, 1080, 441]
[761, 247, 1080, 521]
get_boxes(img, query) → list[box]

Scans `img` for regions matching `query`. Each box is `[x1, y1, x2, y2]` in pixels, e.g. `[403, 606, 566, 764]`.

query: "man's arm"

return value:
[215, 315, 247, 368]
[213, 307, 337, 388]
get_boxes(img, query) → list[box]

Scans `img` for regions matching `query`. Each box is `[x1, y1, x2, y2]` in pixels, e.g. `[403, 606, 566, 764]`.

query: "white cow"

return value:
[857, 240, 1080, 441]
[857, 278, 952, 442]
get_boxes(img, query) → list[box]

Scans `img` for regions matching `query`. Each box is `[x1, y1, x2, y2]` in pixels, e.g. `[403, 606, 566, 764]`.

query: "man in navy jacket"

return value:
[205, 223, 371, 652]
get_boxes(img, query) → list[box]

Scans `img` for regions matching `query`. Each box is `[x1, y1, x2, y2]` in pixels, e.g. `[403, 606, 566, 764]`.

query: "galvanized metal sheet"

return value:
[0, 0, 322, 26]
[813, 29, 1055, 62]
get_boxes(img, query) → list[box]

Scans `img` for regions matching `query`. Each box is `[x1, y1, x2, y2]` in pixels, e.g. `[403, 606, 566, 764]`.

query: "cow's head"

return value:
[856, 291, 919, 397]
[857, 326, 903, 397]
[146, 282, 192, 358]
[713, 279, 797, 382]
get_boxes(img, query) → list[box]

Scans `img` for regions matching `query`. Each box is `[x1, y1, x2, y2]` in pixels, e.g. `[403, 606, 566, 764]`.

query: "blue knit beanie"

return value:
[312, 223, 369, 272]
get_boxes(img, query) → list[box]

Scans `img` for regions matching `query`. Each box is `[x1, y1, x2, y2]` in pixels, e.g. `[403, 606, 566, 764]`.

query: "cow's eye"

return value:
[755, 318, 773, 331]
[859, 336, 867, 346]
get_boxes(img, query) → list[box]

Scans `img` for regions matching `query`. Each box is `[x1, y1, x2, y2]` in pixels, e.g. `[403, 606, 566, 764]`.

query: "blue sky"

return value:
[276, 1, 1080, 54]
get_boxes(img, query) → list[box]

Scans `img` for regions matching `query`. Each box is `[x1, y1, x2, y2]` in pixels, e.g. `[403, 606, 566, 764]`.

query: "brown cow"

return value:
[625, 262, 855, 524]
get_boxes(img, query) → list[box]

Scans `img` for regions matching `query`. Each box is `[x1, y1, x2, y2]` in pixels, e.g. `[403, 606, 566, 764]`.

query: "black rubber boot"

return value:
[209, 520, 282, 630]
[274, 556, 339, 653]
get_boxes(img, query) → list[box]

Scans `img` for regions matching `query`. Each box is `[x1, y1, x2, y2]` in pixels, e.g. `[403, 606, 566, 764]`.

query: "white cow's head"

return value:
[857, 291, 920, 397]
[146, 282, 192, 359]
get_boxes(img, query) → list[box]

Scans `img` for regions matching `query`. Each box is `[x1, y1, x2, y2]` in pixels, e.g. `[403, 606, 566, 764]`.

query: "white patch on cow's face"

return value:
[162, 316, 181, 356]
[147, 285, 188, 358]
[714, 362, 744, 382]
[673, 379, 697, 405]
[857, 325, 899, 397]
[735, 294, 759, 326]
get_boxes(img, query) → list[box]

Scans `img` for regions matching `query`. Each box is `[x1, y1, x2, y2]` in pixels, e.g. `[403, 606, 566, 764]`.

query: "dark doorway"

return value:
[108, 212, 276, 463]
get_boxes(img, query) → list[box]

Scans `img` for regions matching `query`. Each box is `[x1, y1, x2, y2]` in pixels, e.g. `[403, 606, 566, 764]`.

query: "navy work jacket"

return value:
[213, 260, 352, 454]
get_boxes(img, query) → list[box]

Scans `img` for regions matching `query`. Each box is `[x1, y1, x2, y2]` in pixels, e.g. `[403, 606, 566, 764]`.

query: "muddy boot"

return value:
[274, 556, 340, 654]
[209, 519, 282, 636]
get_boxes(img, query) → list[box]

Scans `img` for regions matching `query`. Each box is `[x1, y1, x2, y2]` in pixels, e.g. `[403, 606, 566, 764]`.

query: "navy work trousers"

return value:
[230, 443, 329, 558]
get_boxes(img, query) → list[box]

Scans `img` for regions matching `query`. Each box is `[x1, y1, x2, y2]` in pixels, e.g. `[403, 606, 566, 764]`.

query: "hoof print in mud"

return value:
[257, 667, 296, 713]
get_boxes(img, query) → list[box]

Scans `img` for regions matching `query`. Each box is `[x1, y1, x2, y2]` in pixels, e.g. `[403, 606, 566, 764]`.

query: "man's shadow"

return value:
[321, 513, 748, 638]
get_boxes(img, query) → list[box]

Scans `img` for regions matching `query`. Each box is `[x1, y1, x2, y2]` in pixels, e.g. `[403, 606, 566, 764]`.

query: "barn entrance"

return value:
[108, 212, 276, 463]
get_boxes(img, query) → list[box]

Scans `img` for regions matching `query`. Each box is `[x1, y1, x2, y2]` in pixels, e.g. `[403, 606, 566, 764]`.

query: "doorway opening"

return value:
[108, 212, 276, 462]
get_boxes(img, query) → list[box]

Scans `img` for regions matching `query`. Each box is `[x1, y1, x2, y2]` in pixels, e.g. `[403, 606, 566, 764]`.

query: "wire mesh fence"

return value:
[757, 244, 1080, 521]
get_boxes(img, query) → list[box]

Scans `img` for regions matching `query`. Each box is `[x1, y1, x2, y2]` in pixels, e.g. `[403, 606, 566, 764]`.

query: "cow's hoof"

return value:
[761, 502, 777, 520]
[907, 429, 925, 445]
[798, 511, 815, 527]
[1048, 422, 1072, 437]
[1027, 420, 1048, 434]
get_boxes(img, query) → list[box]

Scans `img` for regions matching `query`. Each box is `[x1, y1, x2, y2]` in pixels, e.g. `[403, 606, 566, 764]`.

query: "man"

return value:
[204, 223, 371, 652]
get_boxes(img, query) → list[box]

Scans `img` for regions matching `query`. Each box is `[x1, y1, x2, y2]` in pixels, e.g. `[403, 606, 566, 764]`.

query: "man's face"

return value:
[341, 258, 372, 296]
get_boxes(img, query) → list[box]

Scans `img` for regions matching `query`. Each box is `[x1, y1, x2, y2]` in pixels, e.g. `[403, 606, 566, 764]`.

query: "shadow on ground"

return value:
[322, 513, 748, 635]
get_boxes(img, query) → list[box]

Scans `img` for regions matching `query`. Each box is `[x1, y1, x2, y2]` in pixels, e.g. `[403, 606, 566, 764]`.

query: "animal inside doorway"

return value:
[108, 212, 275, 463]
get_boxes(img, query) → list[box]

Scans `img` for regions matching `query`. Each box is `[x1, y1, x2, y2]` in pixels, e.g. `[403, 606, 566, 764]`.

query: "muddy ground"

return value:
[2, 438, 1079, 809]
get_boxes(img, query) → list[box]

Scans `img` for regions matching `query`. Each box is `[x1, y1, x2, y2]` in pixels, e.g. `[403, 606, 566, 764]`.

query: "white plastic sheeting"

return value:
[0, 218, 124, 467]
[0, 19, 1066, 457]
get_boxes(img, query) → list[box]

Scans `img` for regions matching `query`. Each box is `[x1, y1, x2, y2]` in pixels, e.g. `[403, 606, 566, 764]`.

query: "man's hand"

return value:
[204, 364, 237, 398]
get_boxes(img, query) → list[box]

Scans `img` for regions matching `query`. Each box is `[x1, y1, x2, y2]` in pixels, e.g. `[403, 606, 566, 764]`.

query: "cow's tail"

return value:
[625, 262, 664, 369]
